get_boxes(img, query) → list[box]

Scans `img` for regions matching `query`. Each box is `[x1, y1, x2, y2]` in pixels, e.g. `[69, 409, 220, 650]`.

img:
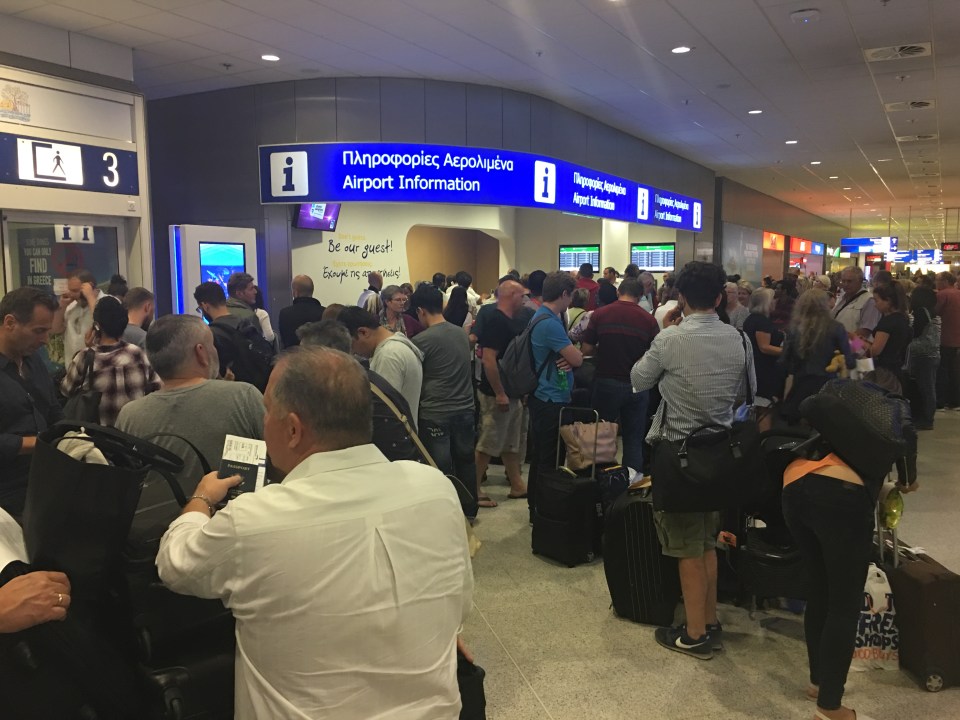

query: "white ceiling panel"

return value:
[4, 0, 960, 241]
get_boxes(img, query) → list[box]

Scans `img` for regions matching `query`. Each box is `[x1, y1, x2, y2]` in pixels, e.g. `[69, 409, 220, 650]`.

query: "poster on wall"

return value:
[721, 223, 763, 285]
[15, 226, 119, 295]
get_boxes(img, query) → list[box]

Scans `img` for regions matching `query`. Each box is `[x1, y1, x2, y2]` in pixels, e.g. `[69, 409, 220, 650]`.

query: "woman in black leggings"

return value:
[783, 370, 916, 720]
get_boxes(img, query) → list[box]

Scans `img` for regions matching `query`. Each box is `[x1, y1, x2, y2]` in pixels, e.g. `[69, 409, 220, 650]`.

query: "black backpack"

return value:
[497, 314, 554, 398]
[209, 319, 275, 392]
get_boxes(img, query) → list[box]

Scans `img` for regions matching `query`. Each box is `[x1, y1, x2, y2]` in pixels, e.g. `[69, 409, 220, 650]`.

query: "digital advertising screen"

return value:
[630, 243, 676, 272]
[294, 202, 341, 231]
[559, 244, 600, 273]
[199, 242, 246, 297]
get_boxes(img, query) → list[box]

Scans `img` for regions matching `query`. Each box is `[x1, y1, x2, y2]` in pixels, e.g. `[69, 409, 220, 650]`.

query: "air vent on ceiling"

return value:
[864, 43, 932, 62]
[896, 133, 938, 142]
[884, 100, 935, 112]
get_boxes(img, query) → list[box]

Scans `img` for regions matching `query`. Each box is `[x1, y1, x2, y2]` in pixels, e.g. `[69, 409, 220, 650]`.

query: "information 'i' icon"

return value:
[533, 161, 556, 204]
[269, 151, 308, 197]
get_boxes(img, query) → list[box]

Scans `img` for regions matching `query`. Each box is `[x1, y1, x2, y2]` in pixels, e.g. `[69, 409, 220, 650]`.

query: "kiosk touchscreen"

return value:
[630, 243, 675, 272]
[170, 225, 258, 314]
[559, 244, 600, 273]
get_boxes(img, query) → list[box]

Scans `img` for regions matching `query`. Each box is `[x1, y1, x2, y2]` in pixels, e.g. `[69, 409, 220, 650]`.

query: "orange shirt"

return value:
[783, 453, 863, 488]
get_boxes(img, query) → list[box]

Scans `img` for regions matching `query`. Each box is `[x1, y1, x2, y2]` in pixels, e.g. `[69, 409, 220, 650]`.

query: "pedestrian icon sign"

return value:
[270, 151, 308, 197]
[16, 139, 83, 186]
[534, 161, 556, 205]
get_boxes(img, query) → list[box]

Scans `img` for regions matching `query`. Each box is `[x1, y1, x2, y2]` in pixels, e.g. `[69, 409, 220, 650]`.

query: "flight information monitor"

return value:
[559, 244, 600, 272]
[630, 243, 675, 272]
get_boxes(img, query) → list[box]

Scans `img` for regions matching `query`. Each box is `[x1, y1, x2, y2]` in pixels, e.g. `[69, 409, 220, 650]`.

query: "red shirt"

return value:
[576, 277, 600, 310]
[580, 299, 660, 382]
[936, 286, 960, 347]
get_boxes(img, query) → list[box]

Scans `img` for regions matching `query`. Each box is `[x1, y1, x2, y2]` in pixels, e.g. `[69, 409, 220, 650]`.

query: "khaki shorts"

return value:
[653, 511, 721, 559]
[476, 394, 527, 457]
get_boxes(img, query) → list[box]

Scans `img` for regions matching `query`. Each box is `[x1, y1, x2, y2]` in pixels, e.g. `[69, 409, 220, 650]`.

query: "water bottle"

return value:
[557, 364, 569, 392]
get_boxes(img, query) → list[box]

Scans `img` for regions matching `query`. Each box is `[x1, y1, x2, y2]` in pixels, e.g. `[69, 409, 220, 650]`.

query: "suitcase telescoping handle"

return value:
[557, 406, 601, 481]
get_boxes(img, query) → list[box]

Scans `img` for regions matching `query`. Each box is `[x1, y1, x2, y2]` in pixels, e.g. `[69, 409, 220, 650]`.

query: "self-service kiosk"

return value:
[169, 224, 258, 314]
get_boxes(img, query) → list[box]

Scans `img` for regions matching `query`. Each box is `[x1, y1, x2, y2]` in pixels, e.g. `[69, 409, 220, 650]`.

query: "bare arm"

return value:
[755, 331, 782, 357]
[558, 344, 583, 369]
[867, 331, 889, 358]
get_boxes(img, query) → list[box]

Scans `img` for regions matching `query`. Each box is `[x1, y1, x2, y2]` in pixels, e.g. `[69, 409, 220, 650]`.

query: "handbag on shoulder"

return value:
[62, 348, 101, 423]
[650, 332, 763, 512]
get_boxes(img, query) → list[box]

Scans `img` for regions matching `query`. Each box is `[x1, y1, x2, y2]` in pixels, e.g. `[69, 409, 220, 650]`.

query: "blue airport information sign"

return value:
[258, 142, 703, 232]
[0, 131, 139, 196]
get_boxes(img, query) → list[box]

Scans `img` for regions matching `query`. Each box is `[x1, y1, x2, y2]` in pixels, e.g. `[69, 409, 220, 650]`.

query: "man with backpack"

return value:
[527, 272, 583, 523]
[474, 278, 530, 507]
[194, 282, 275, 392]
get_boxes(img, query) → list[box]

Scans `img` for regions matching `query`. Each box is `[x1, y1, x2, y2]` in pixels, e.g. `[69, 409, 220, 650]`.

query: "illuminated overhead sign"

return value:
[790, 237, 824, 255]
[258, 142, 704, 232]
[762, 231, 784, 251]
[942, 242, 960, 252]
[840, 236, 898, 253]
[0, 131, 138, 195]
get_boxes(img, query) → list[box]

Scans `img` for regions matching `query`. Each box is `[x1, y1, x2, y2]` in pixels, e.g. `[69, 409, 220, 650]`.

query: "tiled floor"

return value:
[463, 409, 960, 720]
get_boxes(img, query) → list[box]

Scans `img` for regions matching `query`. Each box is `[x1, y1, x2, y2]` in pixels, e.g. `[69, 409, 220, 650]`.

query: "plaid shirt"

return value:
[61, 341, 161, 427]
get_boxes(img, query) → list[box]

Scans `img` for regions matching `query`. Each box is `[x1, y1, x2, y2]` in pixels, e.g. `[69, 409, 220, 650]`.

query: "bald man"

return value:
[357, 272, 383, 312]
[278, 274, 324, 348]
[473, 278, 530, 506]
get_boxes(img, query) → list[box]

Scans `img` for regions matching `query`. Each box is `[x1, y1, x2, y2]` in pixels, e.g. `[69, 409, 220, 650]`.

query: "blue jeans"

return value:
[591, 378, 649, 473]
[419, 412, 478, 518]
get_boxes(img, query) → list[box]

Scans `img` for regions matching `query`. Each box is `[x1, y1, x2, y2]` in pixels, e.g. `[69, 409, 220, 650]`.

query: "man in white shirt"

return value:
[52, 269, 104, 363]
[833, 266, 880, 339]
[444, 271, 481, 315]
[157, 347, 473, 720]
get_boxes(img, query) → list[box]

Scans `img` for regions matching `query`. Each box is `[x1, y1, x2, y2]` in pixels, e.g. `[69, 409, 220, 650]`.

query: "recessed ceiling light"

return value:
[810, 161, 821, 165]
[877, 158, 892, 162]
[671, 46, 692, 54]
[785, 140, 798, 144]
[843, 187, 852, 190]
[748, 109, 763, 115]
[261, 54, 280, 62]
[828, 175, 839, 179]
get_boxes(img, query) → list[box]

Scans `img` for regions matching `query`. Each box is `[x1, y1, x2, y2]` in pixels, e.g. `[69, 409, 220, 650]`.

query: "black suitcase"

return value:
[884, 544, 960, 692]
[602, 484, 680, 626]
[531, 408, 603, 568]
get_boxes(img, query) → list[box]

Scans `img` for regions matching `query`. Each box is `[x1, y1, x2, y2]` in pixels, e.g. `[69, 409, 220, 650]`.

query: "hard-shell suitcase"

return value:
[885, 546, 960, 692]
[602, 484, 680, 626]
[531, 408, 603, 568]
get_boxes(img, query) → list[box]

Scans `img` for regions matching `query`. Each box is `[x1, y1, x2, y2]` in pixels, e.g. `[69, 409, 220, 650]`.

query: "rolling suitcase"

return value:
[602, 484, 680, 626]
[531, 408, 603, 568]
[883, 542, 960, 692]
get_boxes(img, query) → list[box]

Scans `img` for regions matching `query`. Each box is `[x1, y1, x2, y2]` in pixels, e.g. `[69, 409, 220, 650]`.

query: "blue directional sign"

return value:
[258, 142, 703, 232]
[0, 131, 139, 195]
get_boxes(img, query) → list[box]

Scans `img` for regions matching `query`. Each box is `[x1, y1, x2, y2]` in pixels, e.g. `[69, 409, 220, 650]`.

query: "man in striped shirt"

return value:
[631, 261, 756, 660]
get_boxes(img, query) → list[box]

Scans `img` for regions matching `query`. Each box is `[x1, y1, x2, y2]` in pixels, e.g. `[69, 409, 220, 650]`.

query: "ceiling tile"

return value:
[82, 22, 165, 47]
[58, 0, 157, 23]
[125, 10, 213, 36]
[17, 4, 113, 31]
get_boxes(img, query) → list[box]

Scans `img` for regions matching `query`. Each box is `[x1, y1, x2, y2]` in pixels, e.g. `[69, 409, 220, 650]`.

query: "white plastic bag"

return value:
[851, 562, 900, 671]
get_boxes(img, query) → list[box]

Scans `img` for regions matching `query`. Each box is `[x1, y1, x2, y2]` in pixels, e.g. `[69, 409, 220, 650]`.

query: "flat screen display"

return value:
[199, 242, 246, 297]
[559, 244, 600, 273]
[630, 243, 675, 272]
[294, 203, 341, 231]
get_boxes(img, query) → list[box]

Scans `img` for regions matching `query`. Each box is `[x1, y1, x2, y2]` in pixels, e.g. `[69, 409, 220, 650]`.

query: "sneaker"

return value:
[706, 622, 723, 651]
[654, 625, 713, 660]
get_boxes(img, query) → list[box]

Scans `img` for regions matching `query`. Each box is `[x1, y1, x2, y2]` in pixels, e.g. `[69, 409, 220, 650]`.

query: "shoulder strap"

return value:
[528, 313, 558, 379]
[834, 289, 866, 315]
[368, 381, 438, 469]
[737, 330, 754, 406]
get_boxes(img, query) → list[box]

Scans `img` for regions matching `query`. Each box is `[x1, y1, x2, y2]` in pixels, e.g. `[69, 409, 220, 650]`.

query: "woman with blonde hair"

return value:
[742, 288, 784, 430]
[780, 289, 856, 423]
[737, 280, 754, 308]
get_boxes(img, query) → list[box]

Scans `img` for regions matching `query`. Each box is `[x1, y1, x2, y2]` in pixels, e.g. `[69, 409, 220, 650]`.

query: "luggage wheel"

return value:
[923, 670, 945, 693]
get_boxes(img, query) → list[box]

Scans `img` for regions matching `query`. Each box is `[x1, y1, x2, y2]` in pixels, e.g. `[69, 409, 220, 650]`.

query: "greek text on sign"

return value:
[18, 139, 83, 186]
[258, 142, 704, 232]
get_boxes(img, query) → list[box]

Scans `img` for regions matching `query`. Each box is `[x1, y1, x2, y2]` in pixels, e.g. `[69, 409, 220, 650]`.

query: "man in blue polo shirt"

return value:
[527, 271, 583, 522]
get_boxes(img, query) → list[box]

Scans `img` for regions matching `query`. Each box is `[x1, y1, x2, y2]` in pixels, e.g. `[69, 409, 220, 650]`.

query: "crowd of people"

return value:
[0, 256, 957, 719]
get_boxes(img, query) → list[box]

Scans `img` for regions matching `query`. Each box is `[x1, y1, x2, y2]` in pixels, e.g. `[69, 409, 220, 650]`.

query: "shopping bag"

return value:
[559, 421, 618, 471]
[851, 562, 900, 671]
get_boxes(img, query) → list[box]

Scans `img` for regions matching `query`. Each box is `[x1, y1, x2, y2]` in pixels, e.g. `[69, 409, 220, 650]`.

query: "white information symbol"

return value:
[637, 188, 650, 221]
[270, 151, 308, 197]
[534, 161, 556, 205]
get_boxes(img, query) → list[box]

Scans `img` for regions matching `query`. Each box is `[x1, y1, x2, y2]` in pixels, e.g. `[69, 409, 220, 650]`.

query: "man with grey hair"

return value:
[297, 320, 428, 465]
[157, 347, 473, 719]
[833, 265, 879, 339]
[115, 314, 264, 493]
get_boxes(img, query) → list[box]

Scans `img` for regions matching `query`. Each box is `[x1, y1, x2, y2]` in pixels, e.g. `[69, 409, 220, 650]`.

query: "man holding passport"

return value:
[156, 347, 473, 719]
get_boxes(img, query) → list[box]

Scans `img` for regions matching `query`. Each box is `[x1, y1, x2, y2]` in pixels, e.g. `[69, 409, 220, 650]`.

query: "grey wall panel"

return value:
[294, 78, 336, 142]
[256, 82, 295, 146]
[466, 84, 502, 149]
[335, 78, 381, 141]
[501, 90, 530, 152]
[546, 104, 588, 167]
[380, 78, 425, 142]
[529, 96, 553, 157]
[425, 81, 466, 145]
[586, 120, 621, 177]
[262, 204, 293, 318]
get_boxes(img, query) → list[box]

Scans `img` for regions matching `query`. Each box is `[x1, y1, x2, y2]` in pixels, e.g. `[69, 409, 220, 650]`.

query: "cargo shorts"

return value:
[476, 394, 527, 457]
[653, 510, 722, 559]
